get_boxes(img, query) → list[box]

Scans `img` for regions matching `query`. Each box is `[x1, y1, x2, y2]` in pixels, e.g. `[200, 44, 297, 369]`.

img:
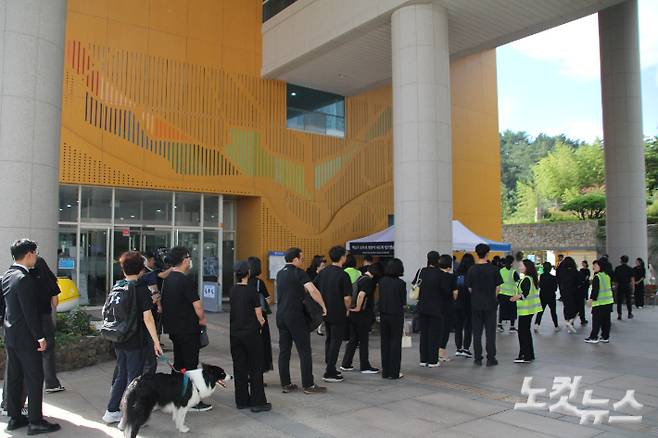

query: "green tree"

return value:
[646, 136, 658, 193]
[574, 141, 605, 189]
[533, 143, 579, 203]
[561, 193, 606, 220]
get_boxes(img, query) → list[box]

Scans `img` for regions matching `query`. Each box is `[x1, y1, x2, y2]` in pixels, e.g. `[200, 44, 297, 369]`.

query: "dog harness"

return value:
[159, 354, 190, 397]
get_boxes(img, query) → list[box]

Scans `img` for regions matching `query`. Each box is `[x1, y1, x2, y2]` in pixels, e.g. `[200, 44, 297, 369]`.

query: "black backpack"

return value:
[100, 280, 140, 343]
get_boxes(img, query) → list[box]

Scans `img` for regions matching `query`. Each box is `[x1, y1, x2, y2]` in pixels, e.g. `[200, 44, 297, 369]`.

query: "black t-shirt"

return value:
[116, 279, 153, 350]
[634, 266, 646, 283]
[314, 265, 351, 324]
[378, 276, 406, 315]
[230, 284, 261, 336]
[614, 264, 634, 287]
[276, 264, 311, 320]
[539, 272, 557, 298]
[466, 263, 503, 311]
[30, 260, 61, 315]
[414, 267, 455, 317]
[354, 275, 375, 314]
[161, 271, 201, 335]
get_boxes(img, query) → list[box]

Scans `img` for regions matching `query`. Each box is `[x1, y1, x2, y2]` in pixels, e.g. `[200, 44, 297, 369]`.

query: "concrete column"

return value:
[0, 0, 66, 269]
[599, 0, 647, 263]
[392, 3, 452, 280]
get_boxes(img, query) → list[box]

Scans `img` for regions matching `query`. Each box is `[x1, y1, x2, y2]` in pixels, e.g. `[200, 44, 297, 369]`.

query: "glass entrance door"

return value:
[79, 228, 109, 306]
[112, 228, 171, 284]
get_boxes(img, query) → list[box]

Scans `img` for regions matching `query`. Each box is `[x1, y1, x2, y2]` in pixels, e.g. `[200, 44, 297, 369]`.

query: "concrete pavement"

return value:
[2, 303, 658, 437]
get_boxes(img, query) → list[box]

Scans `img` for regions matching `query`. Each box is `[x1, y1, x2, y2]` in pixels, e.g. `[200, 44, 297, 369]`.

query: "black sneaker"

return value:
[27, 419, 61, 435]
[360, 367, 380, 374]
[584, 337, 599, 344]
[282, 384, 298, 393]
[250, 403, 272, 413]
[599, 338, 610, 343]
[474, 358, 483, 366]
[322, 373, 344, 383]
[339, 366, 354, 372]
[628, 313, 634, 319]
[617, 315, 622, 320]
[462, 350, 473, 358]
[303, 385, 327, 394]
[44, 385, 66, 394]
[509, 326, 518, 333]
[6, 415, 29, 431]
[486, 359, 498, 367]
[513, 357, 525, 364]
[191, 402, 213, 412]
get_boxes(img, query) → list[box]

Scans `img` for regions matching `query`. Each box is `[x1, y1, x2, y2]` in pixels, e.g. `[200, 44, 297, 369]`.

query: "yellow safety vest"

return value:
[499, 267, 517, 296]
[516, 276, 542, 316]
[592, 272, 614, 307]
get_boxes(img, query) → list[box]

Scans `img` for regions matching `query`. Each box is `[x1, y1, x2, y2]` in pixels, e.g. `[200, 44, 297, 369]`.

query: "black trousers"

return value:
[589, 304, 612, 339]
[517, 315, 535, 360]
[341, 314, 372, 370]
[454, 307, 472, 350]
[324, 322, 345, 375]
[418, 314, 441, 365]
[277, 316, 314, 389]
[498, 295, 516, 324]
[576, 291, 587, 323]
[439, 312, 451, 349]
[41, 314, 61, 389]
[169, 332, 200, 371]
[535, 296, 559, 327]
[5, 346, 43, 423]
[634, 283, 645, 308]
[472, 309, 496, 361]
[261, 316, 273, 372]
[230, 331, 267, 408]
[380, 314, 403, 378]
[616, 286, 633, 316]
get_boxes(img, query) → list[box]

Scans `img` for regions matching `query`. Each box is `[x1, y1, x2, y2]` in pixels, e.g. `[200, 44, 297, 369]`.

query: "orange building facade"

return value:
[58, 0, 500, 300]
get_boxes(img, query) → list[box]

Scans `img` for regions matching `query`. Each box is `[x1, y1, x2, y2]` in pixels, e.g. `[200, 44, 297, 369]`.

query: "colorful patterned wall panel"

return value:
[60, 0, 501, 277]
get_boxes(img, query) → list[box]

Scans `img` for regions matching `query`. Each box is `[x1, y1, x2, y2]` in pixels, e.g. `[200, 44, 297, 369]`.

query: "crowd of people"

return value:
[0, 237, 650, 433]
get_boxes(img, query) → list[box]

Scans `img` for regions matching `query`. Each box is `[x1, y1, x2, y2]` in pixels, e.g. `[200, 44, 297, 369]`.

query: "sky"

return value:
[496, 0, 658, 144]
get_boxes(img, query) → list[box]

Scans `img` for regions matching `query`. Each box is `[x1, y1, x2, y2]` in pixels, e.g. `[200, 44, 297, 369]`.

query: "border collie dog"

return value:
[121, 364, 229, 437]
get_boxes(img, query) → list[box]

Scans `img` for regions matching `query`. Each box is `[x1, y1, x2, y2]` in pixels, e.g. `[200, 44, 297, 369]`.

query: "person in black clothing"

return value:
[634, 258, 646, 309]
[378, 258, 407, 379]
[230, 260, 270, 413]
[466, 243, 502, 367]
[359, 255, 374, 275]
[613, 255, 635, 320]
[559, 257, 580, 333]
[340, 263, 382, 373]
[577, 261, 591, 325]
[161, 246, 211, 412]
[585, 258, 614, 343]
[276, 248, 327, 394]
[414, 251, 443, 368]
[104, 251, 162, 426]
[247, 257, 273, 373]
[305, 255, 326, 281]
[313, 246, 352, 383]
[535, 262, 559, 332]
[454, 253, 474, 358]
[2, 239, 61, 435]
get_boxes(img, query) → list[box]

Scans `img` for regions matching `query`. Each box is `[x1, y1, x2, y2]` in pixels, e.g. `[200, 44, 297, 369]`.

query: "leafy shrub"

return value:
[55, 307, 96, 345]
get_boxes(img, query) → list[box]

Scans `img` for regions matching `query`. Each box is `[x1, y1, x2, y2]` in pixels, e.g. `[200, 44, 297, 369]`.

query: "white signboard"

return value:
[268, 251, 286, 280]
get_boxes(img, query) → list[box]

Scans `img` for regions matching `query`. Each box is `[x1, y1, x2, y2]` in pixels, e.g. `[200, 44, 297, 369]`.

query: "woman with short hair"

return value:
[378, 259, 407, 379]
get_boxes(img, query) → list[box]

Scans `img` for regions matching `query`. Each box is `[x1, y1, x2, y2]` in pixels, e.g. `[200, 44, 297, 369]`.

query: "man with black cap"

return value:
[229, 260, 270, 412]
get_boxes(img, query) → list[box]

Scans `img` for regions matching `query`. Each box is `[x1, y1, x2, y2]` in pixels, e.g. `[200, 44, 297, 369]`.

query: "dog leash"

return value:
[158, 354, 190, 397]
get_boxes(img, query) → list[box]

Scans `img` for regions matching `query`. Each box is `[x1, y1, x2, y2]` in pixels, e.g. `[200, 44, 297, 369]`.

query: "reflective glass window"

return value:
[80, 186, 112, 223]
[174, 193, 201, 226]
[59, 185, 79, 222]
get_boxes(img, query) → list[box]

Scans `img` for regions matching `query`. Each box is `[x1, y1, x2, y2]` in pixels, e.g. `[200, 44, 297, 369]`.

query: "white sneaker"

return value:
[554, 326, 561, 332]
[584, 337, 600, 344]
[419, 362, 428, 367]
[427, 363, 440, 368]
[102, 410, 122, 424]
[565, 321, 576, 334]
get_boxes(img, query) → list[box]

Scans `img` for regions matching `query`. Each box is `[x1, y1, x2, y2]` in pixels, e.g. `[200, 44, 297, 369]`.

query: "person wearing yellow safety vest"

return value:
[510, 260, 542, 364]
[585, 258, 615, 344]
[498, 256, 520, 333]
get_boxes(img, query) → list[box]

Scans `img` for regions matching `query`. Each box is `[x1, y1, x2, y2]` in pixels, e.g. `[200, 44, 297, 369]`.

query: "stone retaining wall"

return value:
[503, 220, 599, 251]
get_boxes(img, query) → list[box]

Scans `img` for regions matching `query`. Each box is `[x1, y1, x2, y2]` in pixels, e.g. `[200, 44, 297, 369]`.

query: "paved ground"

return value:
[2, 303, 658, 437]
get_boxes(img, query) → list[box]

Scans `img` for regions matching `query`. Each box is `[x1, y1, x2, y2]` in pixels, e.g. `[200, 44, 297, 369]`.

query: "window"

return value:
[287, 84, 345, 137]
[204, 195, 220, 228]
[174, 193, 201, 226]
[81, 186, 112, 223]
[115, 189, 172, 225]
[59, 185, 78, 222]
[262, 0, 298, 22]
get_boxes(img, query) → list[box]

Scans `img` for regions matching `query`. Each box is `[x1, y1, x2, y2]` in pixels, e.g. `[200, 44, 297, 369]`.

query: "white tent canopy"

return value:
[347, 220, 511, 256]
